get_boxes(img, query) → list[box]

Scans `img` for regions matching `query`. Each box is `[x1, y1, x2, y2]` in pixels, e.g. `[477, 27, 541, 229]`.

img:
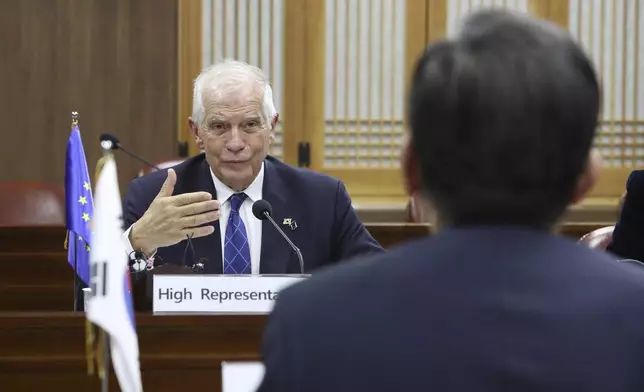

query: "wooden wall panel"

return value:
[178, 0, 202, 157]
[0, 0, 178, 193]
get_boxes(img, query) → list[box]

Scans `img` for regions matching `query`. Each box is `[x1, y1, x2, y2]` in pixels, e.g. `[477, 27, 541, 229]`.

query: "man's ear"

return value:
[271, 114, 279, 130]
[401, 134, 422, 196]
[268, 114, 278, 144]
[189, 117, 204, 150]
[571, 148, 602, 205]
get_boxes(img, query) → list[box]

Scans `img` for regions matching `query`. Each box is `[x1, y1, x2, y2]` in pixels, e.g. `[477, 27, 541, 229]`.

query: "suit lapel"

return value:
[183, 157, 223, 274]
[259, 158, 295, 274]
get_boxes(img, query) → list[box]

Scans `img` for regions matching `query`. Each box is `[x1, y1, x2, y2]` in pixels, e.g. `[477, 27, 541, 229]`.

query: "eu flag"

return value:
[65, 123, 94, 285]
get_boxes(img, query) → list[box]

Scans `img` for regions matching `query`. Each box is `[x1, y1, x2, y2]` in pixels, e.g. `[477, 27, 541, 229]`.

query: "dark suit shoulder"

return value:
[267, 156, 341, 188]
[274, 238, 429, 312]
[130, 154, 206, 194]
[128, 168, 166, 193]
[627, 170, 644, 193]
[621, 169, 644, 210]
[277, 228, 644, 318]
[607, 170, 644, 261]
[626, 170, 644, 201]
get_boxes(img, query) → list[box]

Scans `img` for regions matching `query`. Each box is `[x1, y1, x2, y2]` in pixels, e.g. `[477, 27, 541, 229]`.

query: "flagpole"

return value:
[101, 330, 110, 392]
[72, 111, 80, 312]
[73, 237, 79, 311]
[98, 141, 112, 392]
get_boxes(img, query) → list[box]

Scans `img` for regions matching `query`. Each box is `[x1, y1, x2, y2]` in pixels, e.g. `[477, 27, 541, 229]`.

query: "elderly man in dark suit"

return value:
[121, 60, 382, 274]
[258, 9, 644, 392]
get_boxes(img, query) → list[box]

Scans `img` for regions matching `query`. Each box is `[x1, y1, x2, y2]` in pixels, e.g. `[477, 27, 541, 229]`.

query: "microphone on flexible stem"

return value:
[99, 133, 162, 171]
[252, 200, 304, 274]
[182, 234, 206, 273]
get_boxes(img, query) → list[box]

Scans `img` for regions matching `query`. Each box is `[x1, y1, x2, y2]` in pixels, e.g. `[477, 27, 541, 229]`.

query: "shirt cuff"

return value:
[122, 225, 135, 257]
[122, 225, 157, 260]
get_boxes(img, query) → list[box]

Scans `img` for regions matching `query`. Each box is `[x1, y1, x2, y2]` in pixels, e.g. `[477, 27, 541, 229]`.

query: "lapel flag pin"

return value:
[283, 218, 298, 231]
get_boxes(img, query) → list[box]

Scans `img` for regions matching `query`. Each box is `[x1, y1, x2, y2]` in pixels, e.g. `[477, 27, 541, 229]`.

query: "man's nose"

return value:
[226, 128, 245, 152]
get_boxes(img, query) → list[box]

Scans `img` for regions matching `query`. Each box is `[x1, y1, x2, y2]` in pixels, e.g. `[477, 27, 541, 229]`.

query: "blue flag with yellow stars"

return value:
[65, 122, 94, 285]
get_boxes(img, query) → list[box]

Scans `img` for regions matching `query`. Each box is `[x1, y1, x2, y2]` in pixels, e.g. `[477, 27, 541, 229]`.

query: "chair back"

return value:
[0, 182, 65, 226]
[138, 159, 185, 176]
[578, 225, 615, 250]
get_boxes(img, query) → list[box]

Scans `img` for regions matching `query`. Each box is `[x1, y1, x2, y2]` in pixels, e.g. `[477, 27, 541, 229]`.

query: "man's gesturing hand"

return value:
[129, 168, 220, 256]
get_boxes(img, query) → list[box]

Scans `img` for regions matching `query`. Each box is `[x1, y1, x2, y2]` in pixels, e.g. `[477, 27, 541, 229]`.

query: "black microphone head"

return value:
[252, 199, 272, 220]
[99, 133, 120, 149]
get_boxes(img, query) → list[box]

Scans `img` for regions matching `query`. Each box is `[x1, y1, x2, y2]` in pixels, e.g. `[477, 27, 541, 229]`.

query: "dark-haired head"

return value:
[402, 9, 601, 230]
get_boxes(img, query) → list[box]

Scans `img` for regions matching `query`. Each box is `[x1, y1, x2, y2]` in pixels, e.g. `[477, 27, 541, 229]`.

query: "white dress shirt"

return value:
[122, 163, 265, 274]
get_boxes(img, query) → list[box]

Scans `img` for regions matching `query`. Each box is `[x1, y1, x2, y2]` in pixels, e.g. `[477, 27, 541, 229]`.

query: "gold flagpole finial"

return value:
[72, 111, 79, 127]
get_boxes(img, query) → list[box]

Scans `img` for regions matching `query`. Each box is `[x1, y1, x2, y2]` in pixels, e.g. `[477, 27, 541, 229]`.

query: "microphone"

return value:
[252, 200, 304, 274]
[182, 233, 206, 273]
[127, 250, 150, 281]
[99, 133, 161, 171]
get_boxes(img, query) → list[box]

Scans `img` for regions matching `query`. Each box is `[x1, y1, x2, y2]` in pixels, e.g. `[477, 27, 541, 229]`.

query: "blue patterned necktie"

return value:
[224, 193, 251, 274]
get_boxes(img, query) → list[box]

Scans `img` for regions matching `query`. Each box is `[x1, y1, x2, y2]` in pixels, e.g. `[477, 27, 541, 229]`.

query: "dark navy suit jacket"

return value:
[121, 153, 383, 274]
[607, 170, 644, 261]
[259, 227, 644, 391]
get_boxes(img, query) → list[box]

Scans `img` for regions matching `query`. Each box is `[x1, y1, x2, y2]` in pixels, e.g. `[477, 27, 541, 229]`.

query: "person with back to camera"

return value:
[257, 9, 644, 392]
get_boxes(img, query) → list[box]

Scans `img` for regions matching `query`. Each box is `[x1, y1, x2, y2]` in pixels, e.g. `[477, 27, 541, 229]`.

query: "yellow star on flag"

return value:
[85, 243, 91, 252]
[83, 182, 91, 191]
[82, 213, 90, 222]
[78, 235, 83, 241]
[78, 196, 87, 205]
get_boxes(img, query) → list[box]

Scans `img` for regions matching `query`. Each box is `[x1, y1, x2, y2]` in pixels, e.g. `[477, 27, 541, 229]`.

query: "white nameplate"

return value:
[222, 361, 264, 392]
[152, 274, 308, 314]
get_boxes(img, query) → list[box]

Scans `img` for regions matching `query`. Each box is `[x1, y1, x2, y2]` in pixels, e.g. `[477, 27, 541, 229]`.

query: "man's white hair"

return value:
[191, 59, 277, 127]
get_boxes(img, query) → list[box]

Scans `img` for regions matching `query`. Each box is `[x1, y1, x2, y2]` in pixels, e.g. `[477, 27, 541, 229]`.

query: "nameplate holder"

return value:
[152, 274, 309, 315]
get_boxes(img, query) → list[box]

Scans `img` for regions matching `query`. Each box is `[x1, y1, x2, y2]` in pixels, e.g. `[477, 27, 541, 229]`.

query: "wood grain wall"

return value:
[0, 0, 178, 192]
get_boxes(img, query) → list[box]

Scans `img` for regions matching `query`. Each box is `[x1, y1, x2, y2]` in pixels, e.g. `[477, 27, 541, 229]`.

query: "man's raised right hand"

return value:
[129, 168, 220, 256]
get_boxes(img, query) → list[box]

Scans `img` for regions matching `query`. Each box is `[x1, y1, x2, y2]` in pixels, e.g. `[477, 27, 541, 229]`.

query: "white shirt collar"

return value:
[210, 161, 264, 204]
